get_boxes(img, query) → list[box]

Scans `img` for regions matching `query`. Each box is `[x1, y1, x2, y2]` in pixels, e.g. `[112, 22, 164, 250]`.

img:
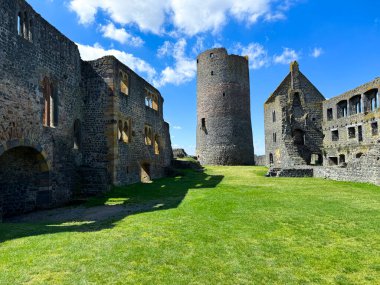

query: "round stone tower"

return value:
[196, 48, 255, 165]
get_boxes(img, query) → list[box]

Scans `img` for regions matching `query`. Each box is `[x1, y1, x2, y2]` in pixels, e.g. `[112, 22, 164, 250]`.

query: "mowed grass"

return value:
[0, 166, 380, 285]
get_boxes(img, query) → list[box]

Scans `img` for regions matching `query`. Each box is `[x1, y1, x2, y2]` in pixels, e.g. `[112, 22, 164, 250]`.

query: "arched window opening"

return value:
[152, 94, 159, 111]
[337, 100, 348, 118]
[154, 135, 160, 155]
[293, 92, 301, 107]
[17, 12, 22, 36]
[364, 88, 378, 112]
[73, 119, 81, 149]
[145, 89, 158, 111]
[293, 129, 305, 145]
[29, 20, 33, 42]
[23, 12, 28, 39]
[118, 120, 123, 141]
[349, 95, 362, 115]
[120, 71, 129, 95]
[122, 120, 131, 143]
[42, 77, 57, 127]
[144, 125, 152, 145]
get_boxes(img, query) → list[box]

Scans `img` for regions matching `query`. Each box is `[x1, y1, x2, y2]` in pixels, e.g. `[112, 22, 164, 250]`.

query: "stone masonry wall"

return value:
[196, 48, 254, 165]
[264, 62, 325, 168]
[82, 56, 172, 187]
[0, 0, 83, 219]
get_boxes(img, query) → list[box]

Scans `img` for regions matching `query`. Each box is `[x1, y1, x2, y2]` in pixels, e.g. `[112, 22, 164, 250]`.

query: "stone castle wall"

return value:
[196, 48, 254, 165]
[264, 62, 325, 168]
[0, 0, 83, 217]
[318, 78, 380, 185]
[0, 0, 172, 220]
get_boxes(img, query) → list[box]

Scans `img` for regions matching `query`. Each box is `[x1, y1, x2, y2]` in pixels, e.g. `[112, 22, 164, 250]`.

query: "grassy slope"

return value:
[0, 166, 379, 285]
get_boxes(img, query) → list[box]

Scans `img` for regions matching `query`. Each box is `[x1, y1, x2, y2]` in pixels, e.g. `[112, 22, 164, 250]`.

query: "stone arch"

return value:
[0, 146, 51, 218]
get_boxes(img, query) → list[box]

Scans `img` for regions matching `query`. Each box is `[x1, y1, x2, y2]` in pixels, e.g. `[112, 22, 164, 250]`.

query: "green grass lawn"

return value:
[1, 166, 380, 284]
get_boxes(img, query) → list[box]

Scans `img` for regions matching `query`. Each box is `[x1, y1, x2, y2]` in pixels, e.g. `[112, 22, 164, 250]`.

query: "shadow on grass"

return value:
[0, 169, 224, 243]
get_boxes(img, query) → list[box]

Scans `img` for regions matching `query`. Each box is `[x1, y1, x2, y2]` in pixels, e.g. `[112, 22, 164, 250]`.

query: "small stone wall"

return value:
[277, 168, 314, 177]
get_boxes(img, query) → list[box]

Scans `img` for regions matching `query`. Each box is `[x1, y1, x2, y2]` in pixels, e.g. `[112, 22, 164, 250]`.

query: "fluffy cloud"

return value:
[154, 39, 197, 87]
[172, 125, 182, 130]
[100, 23, 144, 47]
[232, 42, 269, 69]
[69, 0, 168, 34]
[273, 47, 300, 64]
[69, 0, 296, 36]
[311, 47, 323, 58]
[77, 43, 156, 80]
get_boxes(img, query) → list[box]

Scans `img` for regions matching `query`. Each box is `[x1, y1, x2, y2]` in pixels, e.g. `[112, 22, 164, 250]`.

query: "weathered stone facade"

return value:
[0, 0, 172, 220]
[264, 62, 325, 168]
[265, 62, 380, 185]
[316, 78, 380, 185]
[196, 48, 254, 165]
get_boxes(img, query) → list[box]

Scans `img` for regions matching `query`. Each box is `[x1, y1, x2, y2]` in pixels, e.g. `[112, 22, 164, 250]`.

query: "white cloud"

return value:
[69, 0, 168, 34]
[69, 0, 297, 36]
[154, 39, 197, 87]
[273, 47, 300, 64]
[100, 23, 144, 47]
[311, 47, 323, 58]
[157, 41, 173, 58]
[77, 43, 157, 81]
[172, 125, 182, 130]
[232, 42, 269, 69]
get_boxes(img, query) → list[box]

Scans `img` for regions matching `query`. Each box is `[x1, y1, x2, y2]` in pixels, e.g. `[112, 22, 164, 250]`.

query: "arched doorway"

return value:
[0, 146, 51, 218]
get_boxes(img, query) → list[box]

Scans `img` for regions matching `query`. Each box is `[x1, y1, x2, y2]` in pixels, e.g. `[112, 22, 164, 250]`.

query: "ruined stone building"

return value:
[0, 0, 172, 221]
[264, 62, 325, 168]
[196, 48, 254, 165]
[315, 78, 380, 185]
[265, 62, 380, 185]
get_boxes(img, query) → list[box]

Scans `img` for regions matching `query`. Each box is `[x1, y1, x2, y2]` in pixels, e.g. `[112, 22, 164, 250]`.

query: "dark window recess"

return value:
[372, 122, 378, 136]
[201, 118, 206, 129]
[332, 130, 339, 141]
[293, 129, 305, 145]
[223, 92, 225, 97]
[329, 157, 338, 166]
[356, 153, 363, 159]
[211, 71, 214, 76]
[210, 53, 214, 58]
[327, 108, 333, 121]
[269, 153, 274, 164]
[272, 111, 276, 122]
[348, 127, 356, 139]
[358, 125, 363, 142]
[339, 154, 345, 164]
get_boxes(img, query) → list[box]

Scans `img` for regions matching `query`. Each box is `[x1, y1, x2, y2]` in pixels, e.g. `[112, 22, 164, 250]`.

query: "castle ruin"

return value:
[0, 0, 172, 221]
[196, 48, 254, 165]
[264, 62, 380, 185]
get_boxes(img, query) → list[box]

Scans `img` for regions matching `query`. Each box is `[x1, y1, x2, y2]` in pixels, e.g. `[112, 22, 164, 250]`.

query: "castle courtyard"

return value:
[1, 165, 379, 284]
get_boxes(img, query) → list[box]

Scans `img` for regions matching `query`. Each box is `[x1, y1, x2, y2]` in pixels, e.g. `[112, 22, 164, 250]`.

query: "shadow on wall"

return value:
[0, 169, 224, 243]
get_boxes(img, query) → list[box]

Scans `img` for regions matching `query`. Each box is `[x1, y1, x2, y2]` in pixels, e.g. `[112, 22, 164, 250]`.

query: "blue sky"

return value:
[28, 0, 380, 155]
